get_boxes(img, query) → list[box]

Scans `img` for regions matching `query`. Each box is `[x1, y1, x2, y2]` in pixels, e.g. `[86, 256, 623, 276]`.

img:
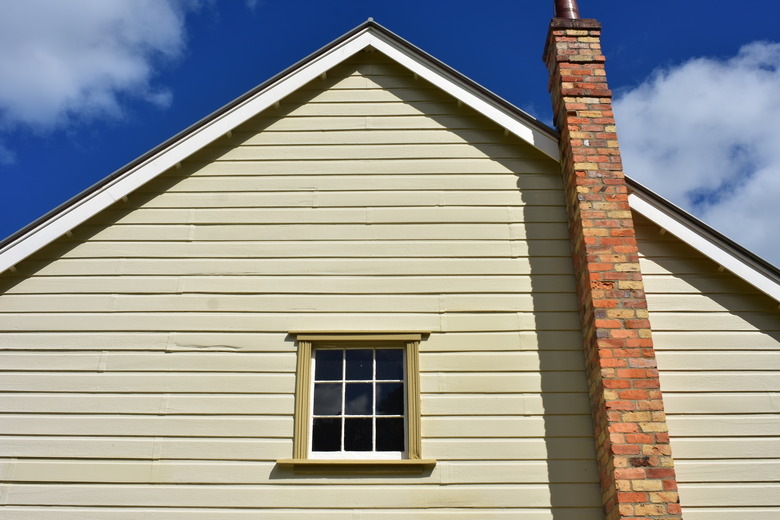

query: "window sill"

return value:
[276, 458, 436, 473]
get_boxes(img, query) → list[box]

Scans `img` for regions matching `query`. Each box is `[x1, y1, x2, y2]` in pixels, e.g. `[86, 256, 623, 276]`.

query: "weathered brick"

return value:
[634, 504, 668, 516]
[650, 492, 680, 503]
[613, 444, 641, 455]
[626, 433, 655, 444]
[610, 422, 640, 433]
[618, 492, 648, 503]
[615, 468, 646, 480]
[619, 390, 649, 400]
[632, 479, 664, 492]
[640, 422, 668, 433]
[647, 468, 676, 479]
[545, 13, 682, 520]
[623, 411, 653, 422]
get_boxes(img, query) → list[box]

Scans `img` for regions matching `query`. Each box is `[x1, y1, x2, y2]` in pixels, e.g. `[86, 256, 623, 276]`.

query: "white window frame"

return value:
[308, 345, 407, 460]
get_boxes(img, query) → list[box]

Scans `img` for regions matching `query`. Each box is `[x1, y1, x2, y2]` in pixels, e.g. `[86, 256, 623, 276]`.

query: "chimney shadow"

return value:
[520, 184, 604, 520]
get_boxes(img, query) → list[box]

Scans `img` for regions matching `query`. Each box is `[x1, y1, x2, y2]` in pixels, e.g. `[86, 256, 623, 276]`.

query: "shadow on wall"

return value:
[633, 212, 780, 346]
[522, 187, 605, 520]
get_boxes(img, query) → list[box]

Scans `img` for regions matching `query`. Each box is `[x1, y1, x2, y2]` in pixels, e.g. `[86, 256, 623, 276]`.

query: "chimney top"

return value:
[554, 0, 580, 19]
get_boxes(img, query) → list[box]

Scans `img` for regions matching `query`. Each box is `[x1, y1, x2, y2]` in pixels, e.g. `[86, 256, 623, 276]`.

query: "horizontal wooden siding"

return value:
[636, 213, 780, 520]
[0, 53, 600, 518]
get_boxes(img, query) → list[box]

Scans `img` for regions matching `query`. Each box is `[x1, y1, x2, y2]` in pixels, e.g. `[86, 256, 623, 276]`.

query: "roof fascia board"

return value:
[0, 30, 375, 274]
[628, 190, 780, 302]
[365, 30, 560, 160]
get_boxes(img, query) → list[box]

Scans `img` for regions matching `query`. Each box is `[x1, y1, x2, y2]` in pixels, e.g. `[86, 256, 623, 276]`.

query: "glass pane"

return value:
[376, 417, 404, 451]
[345, 383, 372, 415]
[376, 382, 404, 415]
[314, 350, 342, 381]
[345, 349, 372, 380]
[345, 418, 373, 451]
[313, 383, 342, 415]
[376, 349, 404, 380]
[312, 418, 341, 451]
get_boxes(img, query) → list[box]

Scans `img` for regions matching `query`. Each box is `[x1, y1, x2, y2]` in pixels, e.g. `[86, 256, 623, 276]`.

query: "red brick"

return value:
[615, 468, 646, 480]
[601, 358, 628, 368]
[618, 492, 648, 503]
[546, 16, 681, 519]
[634, 379, 661, 389]
[595, 319, 622, 328]
[610, 422, 640, 433]
[646, 468, 676, 479]
[603, 379, 632, 389]
[606, 400, 636, 411]
[619, 390, 649, 400]
[613, 444, 641, 455]
[626, 433, 655, 444]
[616, 369, 647, 379]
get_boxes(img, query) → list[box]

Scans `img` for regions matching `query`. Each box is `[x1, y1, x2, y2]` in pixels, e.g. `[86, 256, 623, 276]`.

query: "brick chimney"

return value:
[543, 4, 684, 520]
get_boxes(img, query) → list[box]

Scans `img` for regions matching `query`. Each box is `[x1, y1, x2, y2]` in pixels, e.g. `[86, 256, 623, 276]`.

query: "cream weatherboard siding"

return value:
[0, 53, 602, 518]
[636, 214, 780, 520]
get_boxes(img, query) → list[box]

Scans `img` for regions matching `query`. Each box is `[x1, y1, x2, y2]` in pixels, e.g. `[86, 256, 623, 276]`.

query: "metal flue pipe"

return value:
[554, 0, 580, 19]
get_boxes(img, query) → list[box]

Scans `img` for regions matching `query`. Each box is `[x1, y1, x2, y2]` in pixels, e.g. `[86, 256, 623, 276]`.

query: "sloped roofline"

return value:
[627, 178, 780, 302]
[1, 21, 778, 302]
[0, 20, 558, 273]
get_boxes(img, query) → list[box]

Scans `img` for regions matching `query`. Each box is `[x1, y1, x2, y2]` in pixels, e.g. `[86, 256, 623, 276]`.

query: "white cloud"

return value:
[0, 0, 201, 132]
[614, 42, 780, 267]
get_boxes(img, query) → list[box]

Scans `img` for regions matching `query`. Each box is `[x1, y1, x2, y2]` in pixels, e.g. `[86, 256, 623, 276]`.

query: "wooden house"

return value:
[1, 6, 778, 520]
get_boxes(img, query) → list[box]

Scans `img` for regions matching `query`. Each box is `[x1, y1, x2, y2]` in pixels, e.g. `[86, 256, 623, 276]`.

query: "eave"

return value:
[627, 177, 780, 302]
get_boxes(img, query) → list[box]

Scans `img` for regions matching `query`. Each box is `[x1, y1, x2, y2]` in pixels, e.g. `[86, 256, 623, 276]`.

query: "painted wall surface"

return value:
[0, 53, 602, 519]
[636, 214, 780, 520]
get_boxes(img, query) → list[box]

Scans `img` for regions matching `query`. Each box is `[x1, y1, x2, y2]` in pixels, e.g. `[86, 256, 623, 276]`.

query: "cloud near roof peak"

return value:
[614, 41, 780, 266]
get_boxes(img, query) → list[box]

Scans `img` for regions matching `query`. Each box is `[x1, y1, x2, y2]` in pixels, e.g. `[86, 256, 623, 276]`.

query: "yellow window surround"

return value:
[278, 332, 435, 472]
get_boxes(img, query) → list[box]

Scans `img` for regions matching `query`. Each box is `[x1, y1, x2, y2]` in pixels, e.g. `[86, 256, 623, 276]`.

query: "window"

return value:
[280, 333, 433, 471]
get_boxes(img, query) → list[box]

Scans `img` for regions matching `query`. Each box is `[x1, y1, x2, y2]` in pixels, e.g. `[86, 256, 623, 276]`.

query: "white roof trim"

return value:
[2, 23, 777, 306]
[0, 26, 558, 275]
[365, 31, 560, 159]
[629, 191, 780, 302]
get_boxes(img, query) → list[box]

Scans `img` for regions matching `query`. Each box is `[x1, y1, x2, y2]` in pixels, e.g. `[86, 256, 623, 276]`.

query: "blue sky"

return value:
[2, 0, 779, 265]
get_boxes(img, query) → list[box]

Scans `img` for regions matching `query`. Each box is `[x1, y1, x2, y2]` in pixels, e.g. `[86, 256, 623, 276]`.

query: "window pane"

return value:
[314, 350, 342, 381]
[345, 349, 372, 380]
[376, 349, 404, 380]
[376, 418, 404, 451]
[344, 418, 373, 451]
[345, 383, 372, 415]
[376, 382, 404, 415]
[308, 345, 412, 457]
[313, 383, 342, 415]
[312, 418, 341, 451]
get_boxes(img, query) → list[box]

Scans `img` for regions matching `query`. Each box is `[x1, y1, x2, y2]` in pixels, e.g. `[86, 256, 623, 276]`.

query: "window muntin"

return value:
[311, 347, 406, 459]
